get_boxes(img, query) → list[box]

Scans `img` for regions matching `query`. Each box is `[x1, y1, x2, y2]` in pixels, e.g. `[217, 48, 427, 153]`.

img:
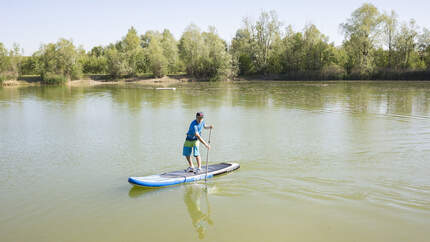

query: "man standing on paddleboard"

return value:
[183, 112, 213, 174]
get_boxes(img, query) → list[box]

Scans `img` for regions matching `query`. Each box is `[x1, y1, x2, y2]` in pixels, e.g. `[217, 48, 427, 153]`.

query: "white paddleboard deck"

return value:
[128, 162, 240, 187]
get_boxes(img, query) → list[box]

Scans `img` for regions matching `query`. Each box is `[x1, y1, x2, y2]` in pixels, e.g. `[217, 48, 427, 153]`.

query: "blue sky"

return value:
[1, 0, 429, 55]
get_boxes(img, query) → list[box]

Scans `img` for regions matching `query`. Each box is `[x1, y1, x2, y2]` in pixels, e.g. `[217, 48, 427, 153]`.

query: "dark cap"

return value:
[196, 112, 204, 117]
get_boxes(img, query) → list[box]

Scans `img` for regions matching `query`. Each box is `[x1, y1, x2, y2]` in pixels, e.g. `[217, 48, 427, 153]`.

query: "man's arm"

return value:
[195, 133, 210, 149]
[204, 124, 214, 130]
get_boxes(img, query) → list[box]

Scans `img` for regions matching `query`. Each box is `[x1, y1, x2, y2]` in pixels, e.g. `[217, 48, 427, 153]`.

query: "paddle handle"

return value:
[205, 129, 212, 182]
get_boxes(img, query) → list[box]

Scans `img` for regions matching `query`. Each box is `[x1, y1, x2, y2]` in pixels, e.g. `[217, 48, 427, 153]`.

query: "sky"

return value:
[1, 0, 429, 55]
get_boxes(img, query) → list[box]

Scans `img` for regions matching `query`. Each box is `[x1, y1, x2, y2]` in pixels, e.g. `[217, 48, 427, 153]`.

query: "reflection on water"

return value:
[1, 82, 430, 117]
[128, 183, 214, 240]
[128, 186, 161, 198]
[184, 184, 213, 239]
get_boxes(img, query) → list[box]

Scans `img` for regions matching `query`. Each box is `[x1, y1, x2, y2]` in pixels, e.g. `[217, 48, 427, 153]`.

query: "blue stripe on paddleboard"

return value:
[128, 173, 214, 187]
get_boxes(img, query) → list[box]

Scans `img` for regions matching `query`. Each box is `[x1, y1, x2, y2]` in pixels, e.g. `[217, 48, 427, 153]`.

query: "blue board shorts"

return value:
[183, 139, 200, 157]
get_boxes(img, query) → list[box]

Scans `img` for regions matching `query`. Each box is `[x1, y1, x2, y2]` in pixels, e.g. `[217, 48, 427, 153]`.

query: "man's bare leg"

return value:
[186, 156, 194, 168]
[195, 156, 202, 169]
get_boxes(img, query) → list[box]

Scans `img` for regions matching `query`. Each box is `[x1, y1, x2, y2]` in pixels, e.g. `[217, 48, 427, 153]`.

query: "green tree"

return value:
[161, 29, 180, 74]
[105, 45, 131, 77]
[33, 39, 82, 83]
[179, 24, 206, 77]
[122, 27, 141, 52]
[302, 24, 337, 70]
[141, 30, 157, 48]
[253, 11, 282, 73]
[280, 28, 306, 72]
[140, 30, 158, 73]
[105, 27, 145, 77]
[393, 19, 420, 69]
[275, 25, 342, 79]
[0, 43, 22, 81]
[340, 3, 383, 77]
[141, 29, 181, 77]
[122, 27, 143, 75]
[418, 28, 430, 68]
[202, 27, 235, 80]
[381, 10, 398, 68]
[146, 33, 168, 77]
[179, 25, 234, 80]
[231, 11, 282, 74]
[373, 47, 389, 69]
[231, 27, 255, 75]
[19, 56, 38, 75]
[0, 43, 9, 82]
[81, 46, 108, 74]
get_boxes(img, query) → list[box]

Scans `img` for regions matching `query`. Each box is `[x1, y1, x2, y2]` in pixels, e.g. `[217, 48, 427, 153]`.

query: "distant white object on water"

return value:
[156, 87, 176, 90]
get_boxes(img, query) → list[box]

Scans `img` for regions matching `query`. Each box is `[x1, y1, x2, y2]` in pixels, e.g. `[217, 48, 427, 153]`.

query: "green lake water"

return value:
[0, 81, 429, 241]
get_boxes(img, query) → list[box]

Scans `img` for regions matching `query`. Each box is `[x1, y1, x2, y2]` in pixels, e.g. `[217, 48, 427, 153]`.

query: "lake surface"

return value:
[1, 81, 429, 242]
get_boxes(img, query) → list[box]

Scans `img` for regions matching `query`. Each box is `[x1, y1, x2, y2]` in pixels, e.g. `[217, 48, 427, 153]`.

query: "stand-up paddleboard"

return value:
[128, 162, 240, 187]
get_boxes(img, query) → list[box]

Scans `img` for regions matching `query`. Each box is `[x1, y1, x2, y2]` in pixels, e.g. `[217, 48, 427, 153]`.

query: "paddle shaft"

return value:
[205, 129, 212, 182]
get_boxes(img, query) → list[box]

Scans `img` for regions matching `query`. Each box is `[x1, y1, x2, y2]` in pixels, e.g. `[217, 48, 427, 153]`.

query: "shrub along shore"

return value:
[1, 3, 430, 86]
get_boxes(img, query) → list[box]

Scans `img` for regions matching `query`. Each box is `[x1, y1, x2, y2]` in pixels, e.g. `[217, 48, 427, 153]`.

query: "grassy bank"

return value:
[238, 69, 430, 81]
[3, 70, 430, 88]
[1, 73, 198, 87]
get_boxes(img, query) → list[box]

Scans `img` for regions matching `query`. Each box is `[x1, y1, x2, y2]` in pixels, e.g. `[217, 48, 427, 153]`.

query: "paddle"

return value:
[205, 128, 212, 182]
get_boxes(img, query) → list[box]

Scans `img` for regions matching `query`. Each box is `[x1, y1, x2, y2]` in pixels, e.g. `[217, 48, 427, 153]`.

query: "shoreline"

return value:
[66, 75, 190, 87]
[2, 75, 430, 88]
[1, 75, 198, 88]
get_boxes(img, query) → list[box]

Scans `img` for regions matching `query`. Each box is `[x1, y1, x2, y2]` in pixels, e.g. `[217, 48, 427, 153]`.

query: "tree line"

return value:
[1, 3, 430, 84]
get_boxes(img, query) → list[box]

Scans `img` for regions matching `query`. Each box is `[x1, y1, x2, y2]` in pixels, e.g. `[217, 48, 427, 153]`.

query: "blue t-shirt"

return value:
[186, 120, 205, 140]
